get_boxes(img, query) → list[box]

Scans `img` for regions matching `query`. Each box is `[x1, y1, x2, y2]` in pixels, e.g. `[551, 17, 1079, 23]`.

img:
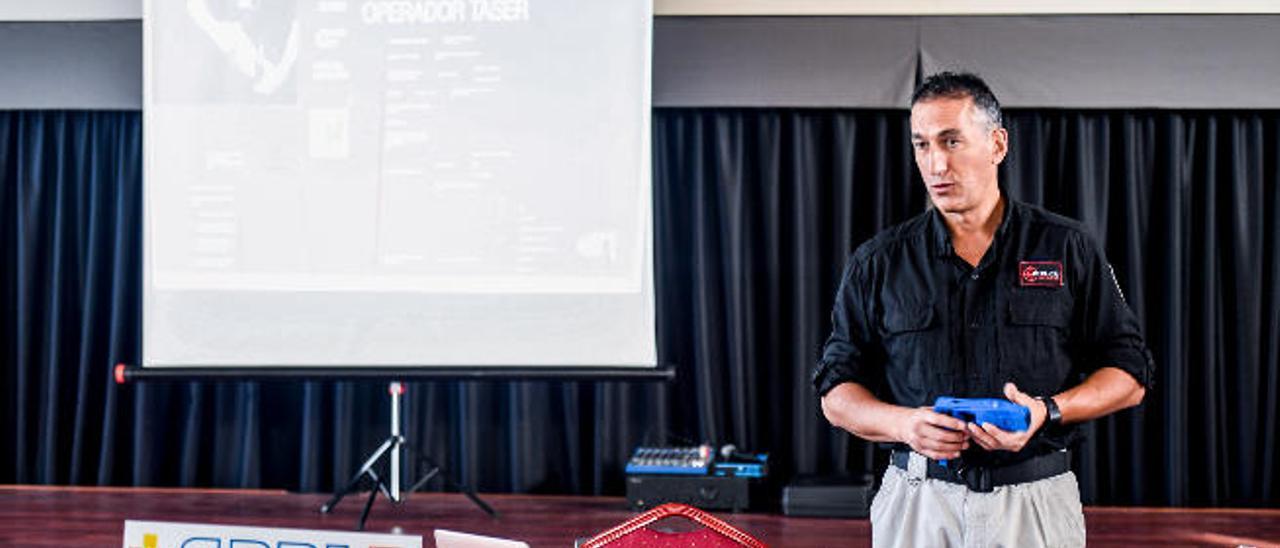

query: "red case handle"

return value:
[580, 503, 766, 548]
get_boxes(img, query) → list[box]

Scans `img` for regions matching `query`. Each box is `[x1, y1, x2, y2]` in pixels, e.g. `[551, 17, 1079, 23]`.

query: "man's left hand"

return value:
[966, 382, 1048, 452]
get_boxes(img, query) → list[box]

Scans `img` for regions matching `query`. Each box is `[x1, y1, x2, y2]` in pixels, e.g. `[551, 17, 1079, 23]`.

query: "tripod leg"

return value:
[406, 465, 440, 494]
[320, 436, 398, 514]
[406, 449, 497, 517]
[366, 468, 397, 504]
[357, 479, 379, 531]
[461, 489, 497, 517]
[321, 469, 367, 514]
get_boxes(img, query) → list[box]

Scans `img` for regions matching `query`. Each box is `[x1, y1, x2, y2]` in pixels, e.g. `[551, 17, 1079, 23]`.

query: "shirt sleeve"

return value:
[812, 252, 885, 397]
[1072, 232, 1156, 389]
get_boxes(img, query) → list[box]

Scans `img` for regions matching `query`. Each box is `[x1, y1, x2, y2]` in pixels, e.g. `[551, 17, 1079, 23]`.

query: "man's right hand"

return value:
[820, 383, 971, 457]
[897, 406, 970, 460]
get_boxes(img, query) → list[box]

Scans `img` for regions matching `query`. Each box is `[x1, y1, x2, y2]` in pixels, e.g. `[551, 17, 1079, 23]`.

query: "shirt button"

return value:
[970, 273, 980, 280]
[970, 322, 980, 328]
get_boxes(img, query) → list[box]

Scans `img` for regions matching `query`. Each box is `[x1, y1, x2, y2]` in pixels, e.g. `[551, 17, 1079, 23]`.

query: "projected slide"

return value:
[144, 0, 654, 366]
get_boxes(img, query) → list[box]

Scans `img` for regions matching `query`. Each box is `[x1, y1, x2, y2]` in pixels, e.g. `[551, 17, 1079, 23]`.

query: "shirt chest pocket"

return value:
[882, 304, 939, 388]
[1003, 291, 1073, 393]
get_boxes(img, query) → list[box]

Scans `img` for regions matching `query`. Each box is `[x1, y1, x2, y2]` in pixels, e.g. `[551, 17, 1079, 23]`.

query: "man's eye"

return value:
[947, 139, 962, 148]
[913, 142, 927, 150]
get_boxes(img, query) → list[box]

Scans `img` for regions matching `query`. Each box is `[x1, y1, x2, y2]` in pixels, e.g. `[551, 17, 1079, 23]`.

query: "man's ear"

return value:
[991, 127, 1009, 165]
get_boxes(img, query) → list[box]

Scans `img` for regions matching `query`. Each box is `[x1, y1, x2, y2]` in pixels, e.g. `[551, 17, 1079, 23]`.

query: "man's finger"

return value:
[1004, 382, 1035, 406]
[915, 407, 968, 431]
[969, 435, 996, 451]
[920, 449, 960, 461]
[980, 421, 1011, 436]
[923, 423, 969, 443]
[966, 422, 997, 446]
[914, 438, 963, 458]
[973, 423, 1009, 451]
[967, 424, 998, 450]
[924, 410, 969, 432]
[919, 432, 967, 450]
[921, 442, 964, 456]
[979, 422, 1025, 449]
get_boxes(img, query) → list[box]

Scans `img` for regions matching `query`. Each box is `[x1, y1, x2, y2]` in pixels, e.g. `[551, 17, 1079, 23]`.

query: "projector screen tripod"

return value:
[319, 382, 496, 530]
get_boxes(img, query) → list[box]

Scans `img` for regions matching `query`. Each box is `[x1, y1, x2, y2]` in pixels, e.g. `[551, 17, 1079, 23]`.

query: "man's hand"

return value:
[898, 406, 971, 460]
[966, 382, 1048, 452]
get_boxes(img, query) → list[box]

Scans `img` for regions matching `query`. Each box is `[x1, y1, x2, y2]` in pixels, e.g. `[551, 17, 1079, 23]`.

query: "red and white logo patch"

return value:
[1019, 261, 1064, 287]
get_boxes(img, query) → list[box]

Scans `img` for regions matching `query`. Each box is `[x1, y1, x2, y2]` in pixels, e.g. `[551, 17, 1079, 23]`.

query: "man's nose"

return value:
[927, 148, 949, 176]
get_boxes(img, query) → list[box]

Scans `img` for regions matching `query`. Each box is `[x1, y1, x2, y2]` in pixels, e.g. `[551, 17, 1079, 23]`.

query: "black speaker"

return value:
[625, 474, 751, 512]
[782, 474, 873, 518]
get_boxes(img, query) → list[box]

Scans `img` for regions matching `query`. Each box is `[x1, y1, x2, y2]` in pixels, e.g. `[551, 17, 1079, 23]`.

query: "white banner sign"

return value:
[123, 520, 422, 548]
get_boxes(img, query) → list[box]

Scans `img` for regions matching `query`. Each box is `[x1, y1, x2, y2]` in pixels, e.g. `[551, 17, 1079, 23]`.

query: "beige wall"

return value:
[0, 0, 137, 21]
[657, 0, 1280, 15]
[5, 1, 1280, 21]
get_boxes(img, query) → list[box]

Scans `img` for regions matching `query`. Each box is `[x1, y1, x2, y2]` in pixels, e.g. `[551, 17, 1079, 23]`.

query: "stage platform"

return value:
[1, 485, 1277, 547]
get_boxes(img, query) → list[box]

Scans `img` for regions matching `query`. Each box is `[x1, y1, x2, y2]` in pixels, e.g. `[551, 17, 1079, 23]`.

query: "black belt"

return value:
[890, 450, 1070, 493]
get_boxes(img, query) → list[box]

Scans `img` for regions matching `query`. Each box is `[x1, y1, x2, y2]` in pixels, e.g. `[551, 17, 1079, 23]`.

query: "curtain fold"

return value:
[2, 109, 1276, 507]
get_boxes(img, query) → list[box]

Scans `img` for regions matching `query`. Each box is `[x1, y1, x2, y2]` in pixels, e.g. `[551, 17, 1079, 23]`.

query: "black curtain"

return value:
[2, 109, 1277, 507]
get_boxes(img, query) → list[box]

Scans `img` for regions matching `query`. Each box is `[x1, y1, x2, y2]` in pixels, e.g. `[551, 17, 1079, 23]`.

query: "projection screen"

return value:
[142, 0, 655, 367]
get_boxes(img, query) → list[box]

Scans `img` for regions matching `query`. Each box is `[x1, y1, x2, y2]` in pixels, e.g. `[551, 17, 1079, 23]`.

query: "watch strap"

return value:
[1040, 396, 1063, 426]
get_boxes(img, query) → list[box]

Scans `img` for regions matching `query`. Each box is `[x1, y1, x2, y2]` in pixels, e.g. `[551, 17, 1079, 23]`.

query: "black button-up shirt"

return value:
[813, 195, 1155, 466]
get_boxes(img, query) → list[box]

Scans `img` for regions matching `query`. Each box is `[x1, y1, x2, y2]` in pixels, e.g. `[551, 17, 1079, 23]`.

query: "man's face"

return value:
[910, 96, 1008, 215]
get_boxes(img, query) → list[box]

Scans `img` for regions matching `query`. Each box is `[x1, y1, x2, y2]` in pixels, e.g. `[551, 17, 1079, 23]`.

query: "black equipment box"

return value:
[625, 474, 751, 512]
[782, 475, 873, 518]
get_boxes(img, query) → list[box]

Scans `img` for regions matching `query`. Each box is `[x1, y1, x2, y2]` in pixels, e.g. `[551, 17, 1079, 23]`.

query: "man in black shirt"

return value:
[814, 72, 1154, 547]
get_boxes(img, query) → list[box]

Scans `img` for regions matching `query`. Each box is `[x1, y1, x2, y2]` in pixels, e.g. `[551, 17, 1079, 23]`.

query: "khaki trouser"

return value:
[870, 452, 1086, 548]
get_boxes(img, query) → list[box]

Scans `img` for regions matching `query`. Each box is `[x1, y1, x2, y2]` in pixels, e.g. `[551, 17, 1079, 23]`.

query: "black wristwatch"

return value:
[1039, 396, 1063, 427]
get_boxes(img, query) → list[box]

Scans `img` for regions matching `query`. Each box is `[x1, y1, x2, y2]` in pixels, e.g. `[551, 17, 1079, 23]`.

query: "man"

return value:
[813, 72, 1154, 547]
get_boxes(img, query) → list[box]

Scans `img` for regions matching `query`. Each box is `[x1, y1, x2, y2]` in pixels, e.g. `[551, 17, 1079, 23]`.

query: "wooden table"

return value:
[1, 485, 1276, 547]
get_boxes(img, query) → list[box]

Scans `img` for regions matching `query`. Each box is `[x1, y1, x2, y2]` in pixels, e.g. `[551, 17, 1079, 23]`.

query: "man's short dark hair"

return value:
[911, 72, 1002, 129]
